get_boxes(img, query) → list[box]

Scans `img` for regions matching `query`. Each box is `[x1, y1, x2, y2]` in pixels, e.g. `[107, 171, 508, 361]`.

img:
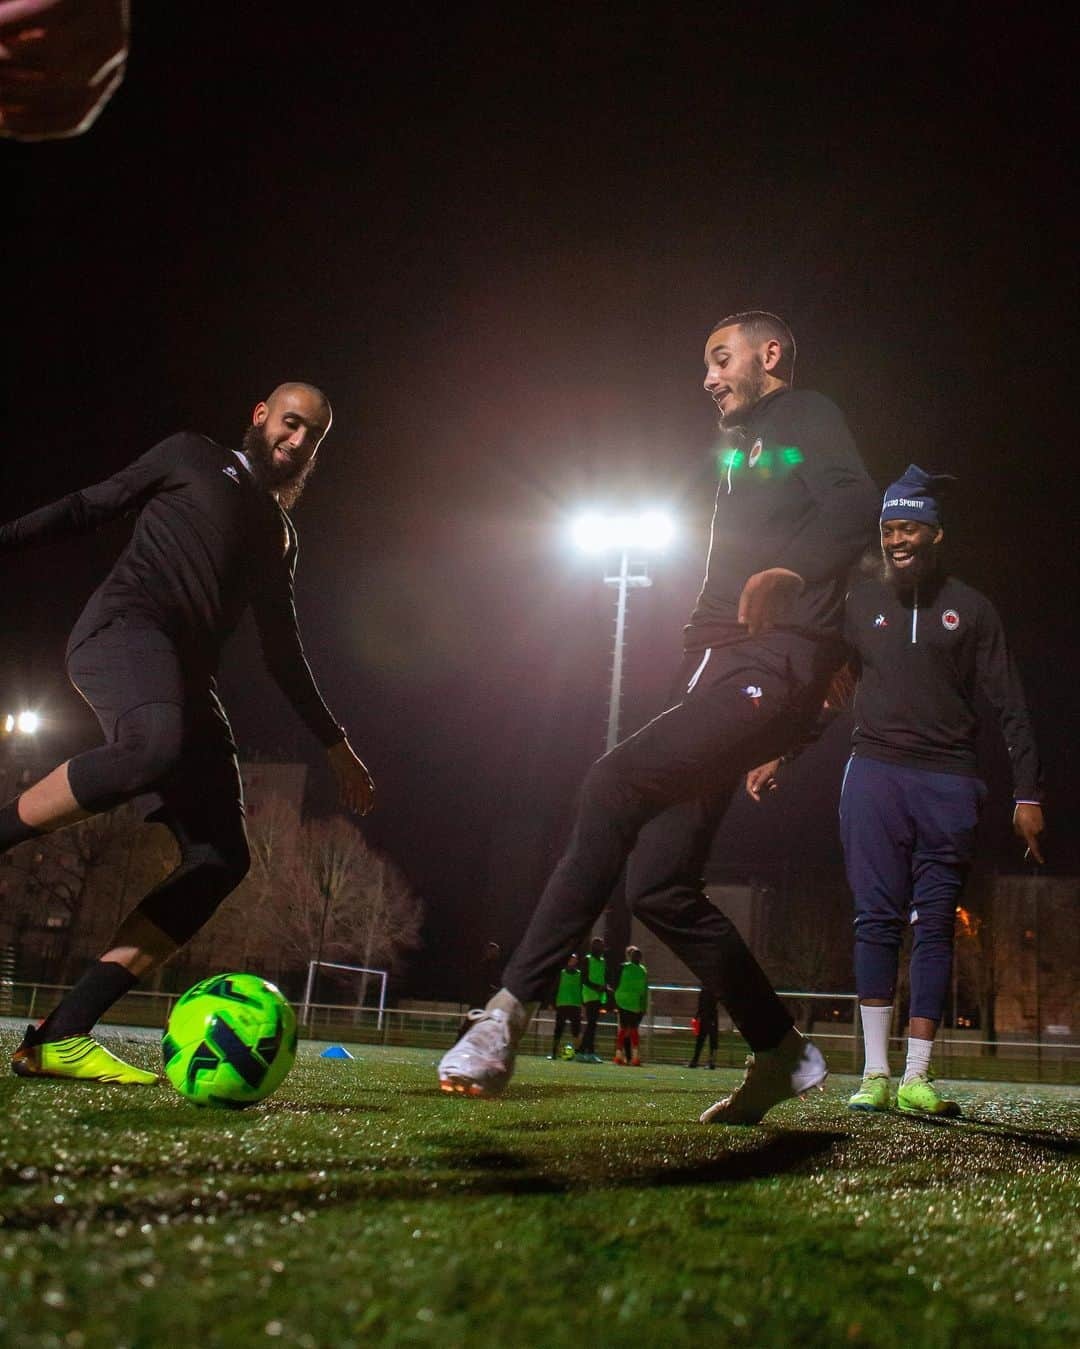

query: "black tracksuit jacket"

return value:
[685, 387, 879, 653]
[0, 432, 343, 746]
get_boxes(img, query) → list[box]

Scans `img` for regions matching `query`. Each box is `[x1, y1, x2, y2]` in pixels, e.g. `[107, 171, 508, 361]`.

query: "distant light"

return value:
[3, 715, 13, 734]
[571, 509, 675, 555]
[635, 510, 675, 551]
[16, 711, 39, 735]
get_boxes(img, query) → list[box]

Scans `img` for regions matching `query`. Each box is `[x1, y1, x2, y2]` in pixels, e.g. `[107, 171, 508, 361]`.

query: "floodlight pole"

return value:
[602, 548, 652, 751]
[596, 548, 653, 951]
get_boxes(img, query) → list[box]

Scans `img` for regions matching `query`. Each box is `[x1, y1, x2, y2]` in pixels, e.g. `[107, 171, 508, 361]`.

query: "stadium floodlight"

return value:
[4, 711, 40, 735]
[571, 509, 675, 556]
[569, 508, 677, 752]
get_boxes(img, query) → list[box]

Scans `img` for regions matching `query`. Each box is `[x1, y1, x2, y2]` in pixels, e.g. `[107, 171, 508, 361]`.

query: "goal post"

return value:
[300, 960, 388, 1031]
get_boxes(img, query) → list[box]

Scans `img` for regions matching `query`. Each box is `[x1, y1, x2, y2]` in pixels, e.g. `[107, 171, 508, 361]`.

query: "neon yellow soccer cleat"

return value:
[896, 1073, 960, 1117]
[847, 1073, 891, 1112]
[12, 1030, 159, 1085]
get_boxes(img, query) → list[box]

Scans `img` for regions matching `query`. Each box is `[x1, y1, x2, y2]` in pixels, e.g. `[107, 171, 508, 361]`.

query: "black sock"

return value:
[32, 961, 139, 1043]
[0, 798, 40, 853]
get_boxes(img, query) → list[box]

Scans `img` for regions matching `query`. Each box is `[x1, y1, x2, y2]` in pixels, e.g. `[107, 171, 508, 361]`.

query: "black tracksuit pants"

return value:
[551, 1005, 582, 1054]
[64, 619, 250, 947]
[690, 1019, 718, 1066]
[578, 999, 603, 1054]
[502, 633, 836, 1052]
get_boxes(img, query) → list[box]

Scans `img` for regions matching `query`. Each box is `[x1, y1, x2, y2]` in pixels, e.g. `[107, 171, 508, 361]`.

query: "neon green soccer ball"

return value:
[561, 1042, 576, 1060]
[162, 973, 298, 1108]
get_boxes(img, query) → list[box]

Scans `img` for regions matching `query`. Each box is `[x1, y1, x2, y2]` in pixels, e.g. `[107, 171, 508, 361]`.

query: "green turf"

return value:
[1, 1033, 1077, 1349]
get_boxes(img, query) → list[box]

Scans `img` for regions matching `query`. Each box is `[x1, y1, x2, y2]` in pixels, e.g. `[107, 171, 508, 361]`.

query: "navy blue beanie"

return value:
[880, 464, 956, 527]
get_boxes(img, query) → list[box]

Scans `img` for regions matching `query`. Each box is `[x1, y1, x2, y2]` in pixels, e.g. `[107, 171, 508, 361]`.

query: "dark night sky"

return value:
[5, 4, 1076, 995]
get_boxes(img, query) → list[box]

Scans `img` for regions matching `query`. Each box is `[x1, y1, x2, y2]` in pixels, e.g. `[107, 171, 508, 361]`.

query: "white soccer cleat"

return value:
[438, 991, 533, 1098]
[699, 1029, 828, 1126]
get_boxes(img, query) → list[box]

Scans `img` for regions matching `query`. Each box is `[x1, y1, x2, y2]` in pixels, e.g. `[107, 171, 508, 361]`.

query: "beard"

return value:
[240, 423, 318, 511]
[715, 357, 770, 430]
[881, 544, 941, 592]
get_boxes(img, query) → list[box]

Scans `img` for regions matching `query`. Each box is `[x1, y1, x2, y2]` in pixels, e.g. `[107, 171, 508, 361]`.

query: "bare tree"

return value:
[5, 806, 145, 980]
[176, 793, 302, 983]
[759, 880, 852, 1031]
[268, 816, 422, 988]
[151, 803, 422, 999]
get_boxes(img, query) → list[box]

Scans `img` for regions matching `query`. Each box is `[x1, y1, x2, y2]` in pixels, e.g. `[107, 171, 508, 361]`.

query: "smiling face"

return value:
[241, 384, 332, 509]
[252, 385, 331, 479]
[702, 323, 784, 428]
[880, 518, 943, 589]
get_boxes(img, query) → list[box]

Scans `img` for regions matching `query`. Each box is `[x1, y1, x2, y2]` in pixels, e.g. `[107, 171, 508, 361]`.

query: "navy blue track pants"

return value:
[840, 754, 984, 1022]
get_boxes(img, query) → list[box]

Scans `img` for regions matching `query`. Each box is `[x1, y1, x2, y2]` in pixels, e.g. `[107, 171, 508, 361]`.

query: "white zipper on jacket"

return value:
[911, 585, 919, 643]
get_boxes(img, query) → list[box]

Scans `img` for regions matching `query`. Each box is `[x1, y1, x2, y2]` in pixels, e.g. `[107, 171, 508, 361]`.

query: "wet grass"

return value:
[1, 1033, 1077, 1348]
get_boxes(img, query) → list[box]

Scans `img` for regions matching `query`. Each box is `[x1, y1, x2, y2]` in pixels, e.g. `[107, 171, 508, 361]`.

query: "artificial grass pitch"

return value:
[1, 1035, 1077, 1349]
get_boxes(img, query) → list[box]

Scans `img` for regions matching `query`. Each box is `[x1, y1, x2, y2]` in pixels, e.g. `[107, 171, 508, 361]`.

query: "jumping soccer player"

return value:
[439, 311, 880, 1121]
[746, 465, 1044, 1116]
[0, 384, 374, 1084]
[612, 945, 648, 1066]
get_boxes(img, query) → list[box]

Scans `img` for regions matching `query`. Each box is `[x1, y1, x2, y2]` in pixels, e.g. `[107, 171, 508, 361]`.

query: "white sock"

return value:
[859, 1004, 893, 1078]
[903, 1035, 933, 1084]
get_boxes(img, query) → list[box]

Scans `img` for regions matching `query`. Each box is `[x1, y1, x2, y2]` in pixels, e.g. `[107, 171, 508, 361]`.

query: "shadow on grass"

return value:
[390, 1083, 604, 1101]
[0, 1130, 845, 1233]
[898, 1112, 1080, 1155]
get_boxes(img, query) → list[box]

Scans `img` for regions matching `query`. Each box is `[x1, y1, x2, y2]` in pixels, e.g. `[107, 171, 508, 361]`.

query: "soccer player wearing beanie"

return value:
[747, 465, 1044, 1116]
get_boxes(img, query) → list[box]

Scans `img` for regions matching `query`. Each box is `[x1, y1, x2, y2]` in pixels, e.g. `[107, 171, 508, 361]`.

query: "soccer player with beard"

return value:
[0, 383, 374, 1083]
[747, 466, 1044, 1115]
[439, 311, 881, 1122]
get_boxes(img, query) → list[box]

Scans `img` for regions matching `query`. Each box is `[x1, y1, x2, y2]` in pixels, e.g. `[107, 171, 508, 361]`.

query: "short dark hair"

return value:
[708, 310, 796, 382]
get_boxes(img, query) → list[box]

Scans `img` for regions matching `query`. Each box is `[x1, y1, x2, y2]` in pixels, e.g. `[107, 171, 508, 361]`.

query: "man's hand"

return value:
[737, 568, 804, 635]
[1013, 803, 1045, 864]
[746, 759, 782, 801]
[327, 739, 375, 816]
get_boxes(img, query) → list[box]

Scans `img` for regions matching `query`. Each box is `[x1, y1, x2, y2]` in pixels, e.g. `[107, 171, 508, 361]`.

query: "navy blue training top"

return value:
[845, 573, 1041, 800]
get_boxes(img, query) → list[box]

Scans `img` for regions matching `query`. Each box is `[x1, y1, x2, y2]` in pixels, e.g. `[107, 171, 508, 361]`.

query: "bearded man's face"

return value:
[240, 420, 319, 510]
[702, 324, 772, 429]
[880, 519, 942, 589]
